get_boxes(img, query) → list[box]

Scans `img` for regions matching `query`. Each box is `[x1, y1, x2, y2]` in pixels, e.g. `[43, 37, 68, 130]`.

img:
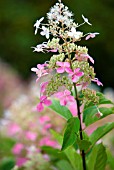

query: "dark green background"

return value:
[0, 0, 114, 88]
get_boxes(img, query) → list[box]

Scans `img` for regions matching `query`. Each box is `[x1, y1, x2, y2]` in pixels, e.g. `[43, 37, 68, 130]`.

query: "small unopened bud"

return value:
[95, 109, 103, 118]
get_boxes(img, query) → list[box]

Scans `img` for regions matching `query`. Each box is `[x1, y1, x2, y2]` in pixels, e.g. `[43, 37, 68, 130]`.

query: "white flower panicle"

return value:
[33, 0, 99, 53]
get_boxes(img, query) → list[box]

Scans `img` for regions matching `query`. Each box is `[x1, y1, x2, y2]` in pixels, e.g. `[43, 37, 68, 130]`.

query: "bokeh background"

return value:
[0, 0, 114, 87]
[0, 1, 114, 170]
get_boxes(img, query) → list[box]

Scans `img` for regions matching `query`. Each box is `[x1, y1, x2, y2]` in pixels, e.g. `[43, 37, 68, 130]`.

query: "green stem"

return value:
[68, 53, 86, 170]
[73, 84, 86, 170]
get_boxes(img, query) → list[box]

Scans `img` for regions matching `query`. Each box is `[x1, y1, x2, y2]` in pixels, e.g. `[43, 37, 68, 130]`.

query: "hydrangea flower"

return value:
[55, 90, 75, 106]
[39, 137, 57, 147]
[37, 96, 52, 112]
[31, 64, 48, 82]
[85, 32, 99, 40]
[56, 61, 71, 73]
[92, 78, 103, 86]
[39, 115, 50, 124]
[34, 17, 44, 35]
[40, 26, 50, 39]
[40, 82, 49, 94]
[68, 27, 83, 40]
[32, 42, 47, 53]
[69, 68, 84, 83]
[8, 123, 21, 136]
[12, 143, 24, 155]
[25, 131, 37, 141]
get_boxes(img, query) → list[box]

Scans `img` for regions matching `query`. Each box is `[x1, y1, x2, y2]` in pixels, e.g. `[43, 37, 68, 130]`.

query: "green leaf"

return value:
[61, 117, 80, 151]
[97, 92, 113, 105]
[83, 106, 114, 126]
[0, 158, 15, 170]
[0, 136, 16, 157]
[106, 149, 114, 170]
[87, 143, 107, 170]
[41, 146, 66, 160]
[83, 105, 98, 126]
[78, 139, 91, 152]
[51, 130, 83, 170]
[49, 99, 73, 120]
[50, 129, 63, 144]
[99, 107, 114, 117]
[56, 160, 74, 170]
[90, 122, 114, 145]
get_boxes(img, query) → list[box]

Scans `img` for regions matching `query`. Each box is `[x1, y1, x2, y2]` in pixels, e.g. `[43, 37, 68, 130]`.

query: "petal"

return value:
[64, 62, 70, 68]
[44, 99, 52, 106]
[56, 61, 64, 67]
[55, 91, 63, 98]
[87, 55, 94, 64]
[91, 34, 96, 38]
[72, 75, 79, 82]
[76, 71, 84, 77]
[16, 157, 27, 167]
[92, 78, 103, 86]
[68, 102, 77, 116]
[40, 82, 48, 93]
[31, 67, 38, 72]
[85, 34, 91, 40]
[46, 33, 49, 39]
[67, 95, 75, 102]
[66, 67, 73, 73]
[56, 67, 65, 73]
[37, 64, 44, 69]
[74, 68, 80, 73]
[40, 95, 47, 101]
[40, 31, 45, 36]
[64, 90, 71, 96]
[35, 28, 38, 35]
[60, 98, 67, 106]
[39, 116, 50, 124]
[71, 27, 76, 33]
[37, 102, 44, 112]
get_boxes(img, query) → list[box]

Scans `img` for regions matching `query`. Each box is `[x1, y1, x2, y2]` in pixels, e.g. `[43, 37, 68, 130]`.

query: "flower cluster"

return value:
[1, 91, 64, 168]
[32, 0, 102, 115]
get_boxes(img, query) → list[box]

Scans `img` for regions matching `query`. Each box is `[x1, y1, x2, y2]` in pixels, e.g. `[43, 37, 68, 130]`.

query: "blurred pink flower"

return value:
[56, 61, 71, 73]
[39, 137, 57, 147]
[16, 157, 27, 167]
[40, 81, 48, 94]
[44, 123, 52, 130]
[39, 115, 50, 124]
[12, 143, 24, 155]
[8, 123, 21, 136]
[37, 96, 52, 112]
[25, 131, 37, 141]
[55, 90, 75, 106]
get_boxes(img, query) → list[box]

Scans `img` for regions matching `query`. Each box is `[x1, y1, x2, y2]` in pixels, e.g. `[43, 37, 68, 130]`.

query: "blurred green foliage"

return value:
[0, 136, 15, 170]
[0, 0, 114, 88]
